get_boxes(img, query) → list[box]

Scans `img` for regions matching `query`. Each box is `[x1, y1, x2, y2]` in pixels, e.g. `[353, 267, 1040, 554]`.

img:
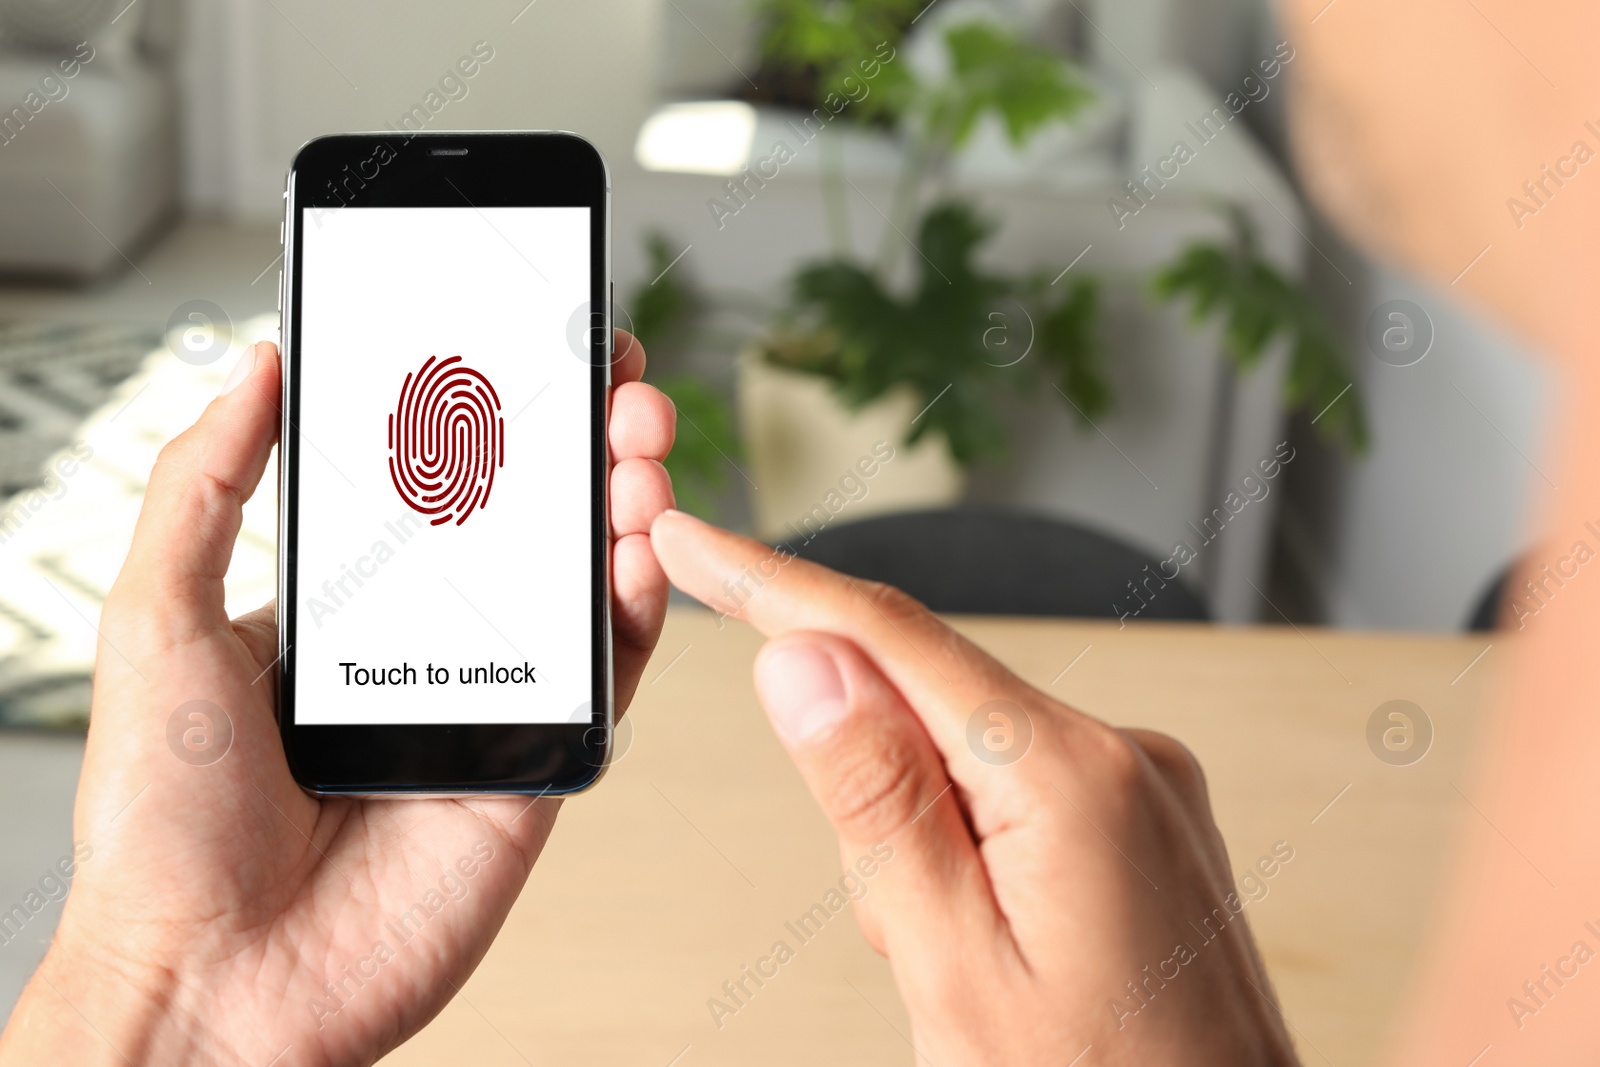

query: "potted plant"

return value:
[736, 5, 1119, 535]
[635, 0, 1366, 534]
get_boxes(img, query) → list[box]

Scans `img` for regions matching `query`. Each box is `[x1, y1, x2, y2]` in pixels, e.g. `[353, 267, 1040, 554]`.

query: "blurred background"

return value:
[0, 0, 1555, 1026]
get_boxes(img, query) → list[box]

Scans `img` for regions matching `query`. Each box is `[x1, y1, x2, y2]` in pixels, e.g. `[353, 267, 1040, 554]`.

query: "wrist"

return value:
[0, 928, 199, 1066]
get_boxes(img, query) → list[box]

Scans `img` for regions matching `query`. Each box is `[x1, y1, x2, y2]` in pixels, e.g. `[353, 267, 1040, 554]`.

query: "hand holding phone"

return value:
[0, 332, 675, 1065]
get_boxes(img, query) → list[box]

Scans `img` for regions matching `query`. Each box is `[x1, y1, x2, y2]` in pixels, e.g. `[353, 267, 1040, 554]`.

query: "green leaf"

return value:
[628, 232, 700, 354]
[776, 201, 1098, 465]
[936, 21, 1094, 149]
[625, 233, 744, 517]
[655, 375, 742, 519]
[754, 0, 920, 123]
[1151, 244, 1232, 322]
[1153, 221, 1367, 453]
[1036, 276, 1110, 421]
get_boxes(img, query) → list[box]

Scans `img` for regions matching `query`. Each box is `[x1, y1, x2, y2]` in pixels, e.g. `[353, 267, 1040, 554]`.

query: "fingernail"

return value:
[220, 343, 256, 395]
[757, 643, 849, 744]
[652, 508, 694, 534]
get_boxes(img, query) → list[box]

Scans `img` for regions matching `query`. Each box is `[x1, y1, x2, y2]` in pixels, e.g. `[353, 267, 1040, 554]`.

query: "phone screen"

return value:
[291, 205, 594, 727]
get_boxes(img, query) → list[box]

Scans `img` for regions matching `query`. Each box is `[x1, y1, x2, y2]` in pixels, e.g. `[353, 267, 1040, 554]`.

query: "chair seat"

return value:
[786, 508, 1210, 621]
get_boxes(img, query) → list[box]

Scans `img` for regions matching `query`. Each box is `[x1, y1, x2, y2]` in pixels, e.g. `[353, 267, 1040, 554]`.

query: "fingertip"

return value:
[756, 631, 907, 741]
[648, 507, 716, 580]
[217, 339, 281, 401]
[612, 531, 670, 711]
[218, 342, 257, 395]
[648, 506, 693, 546]
[614, 532, 668, 639]
[253, 338, 282, 378]
[610, 457, 676, 536]
[612, 329, 646, 383]
[609, 381, 677, 462]
[752, 629, 980, 906]
[755, 634, 850, 745]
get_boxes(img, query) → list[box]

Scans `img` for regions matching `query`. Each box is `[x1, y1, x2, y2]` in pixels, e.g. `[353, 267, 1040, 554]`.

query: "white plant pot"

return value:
[737, 352, 966, 543]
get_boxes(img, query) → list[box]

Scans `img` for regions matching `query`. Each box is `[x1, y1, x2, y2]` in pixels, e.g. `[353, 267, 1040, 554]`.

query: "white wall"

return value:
[1087, 0, 1263, 91]
[169, 0, 1553, 631]
[654, 0, 759, 98]
[178, 0, 661, 221]
[1281, 265, 1558, 630]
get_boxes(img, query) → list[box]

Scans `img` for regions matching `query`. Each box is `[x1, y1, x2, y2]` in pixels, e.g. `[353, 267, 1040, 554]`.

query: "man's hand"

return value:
[0, 333, 675, 1067]
[652, 509, 1300, 1066]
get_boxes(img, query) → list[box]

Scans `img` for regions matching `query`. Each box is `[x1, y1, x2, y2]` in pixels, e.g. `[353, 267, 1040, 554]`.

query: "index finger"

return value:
[649, 509, 1079, 786]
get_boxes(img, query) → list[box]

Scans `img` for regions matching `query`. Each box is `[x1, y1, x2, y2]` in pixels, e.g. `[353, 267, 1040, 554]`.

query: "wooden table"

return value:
[379, 608, 1501, 1067]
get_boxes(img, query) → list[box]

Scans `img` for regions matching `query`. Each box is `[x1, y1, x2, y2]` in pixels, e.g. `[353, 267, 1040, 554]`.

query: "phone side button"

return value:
[277, 270, 283, 312]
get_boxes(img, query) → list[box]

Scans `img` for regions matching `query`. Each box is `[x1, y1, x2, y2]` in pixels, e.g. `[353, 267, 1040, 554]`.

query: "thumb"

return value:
[114, 341, 280, 638]
[754, 631, 1002, 962]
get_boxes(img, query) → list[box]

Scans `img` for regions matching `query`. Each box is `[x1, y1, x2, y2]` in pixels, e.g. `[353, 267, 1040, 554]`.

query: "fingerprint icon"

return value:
[387, 355, 505, 526]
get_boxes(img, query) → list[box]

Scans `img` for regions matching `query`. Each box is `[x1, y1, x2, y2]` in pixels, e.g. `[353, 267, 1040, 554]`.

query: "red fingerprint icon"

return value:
[388, 356, 505, 526]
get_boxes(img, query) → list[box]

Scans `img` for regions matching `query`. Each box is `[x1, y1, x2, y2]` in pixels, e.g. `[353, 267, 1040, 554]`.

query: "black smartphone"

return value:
[276, 132, 611, 795]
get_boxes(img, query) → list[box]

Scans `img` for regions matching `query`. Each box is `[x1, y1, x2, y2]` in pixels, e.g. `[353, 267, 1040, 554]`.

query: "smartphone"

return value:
[276, 132, 611, 794]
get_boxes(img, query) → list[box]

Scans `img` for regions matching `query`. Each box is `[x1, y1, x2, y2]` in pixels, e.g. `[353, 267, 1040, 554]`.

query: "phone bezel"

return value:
[277, 131, 611, 796]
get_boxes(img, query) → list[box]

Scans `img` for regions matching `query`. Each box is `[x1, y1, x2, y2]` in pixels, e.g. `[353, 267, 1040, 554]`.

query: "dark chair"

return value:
[1466, 562, 1515, 631]
[785, 508, 1209, 621]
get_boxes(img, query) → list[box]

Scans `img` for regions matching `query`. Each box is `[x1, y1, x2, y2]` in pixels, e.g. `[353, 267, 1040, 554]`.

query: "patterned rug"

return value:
[0, 323, 160, 500]
[0, 317, 279, 726]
